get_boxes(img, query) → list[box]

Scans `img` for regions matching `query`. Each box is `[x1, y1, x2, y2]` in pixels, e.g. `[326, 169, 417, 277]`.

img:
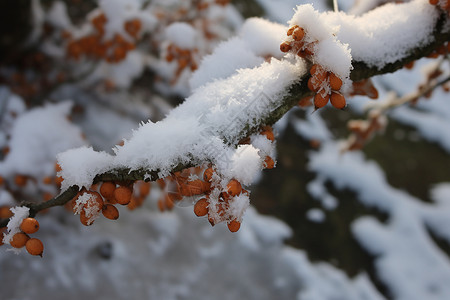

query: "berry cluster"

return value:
[66, 13, 141, 64]
[70, 179, 152, 226]
[1, 217, 44, 256]
[280, 25, 346, 110]
[164, 44, 199, 84]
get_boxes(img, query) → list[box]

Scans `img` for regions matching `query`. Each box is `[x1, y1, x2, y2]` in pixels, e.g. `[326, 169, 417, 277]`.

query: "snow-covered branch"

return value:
[4, 0, 450, 227]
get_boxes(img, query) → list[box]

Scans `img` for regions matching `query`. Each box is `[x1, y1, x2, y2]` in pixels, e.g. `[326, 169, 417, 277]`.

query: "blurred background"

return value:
[1, 0, 450, 299]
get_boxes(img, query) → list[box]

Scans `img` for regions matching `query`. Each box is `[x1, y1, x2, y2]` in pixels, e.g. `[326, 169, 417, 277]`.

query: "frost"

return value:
[3, 206, 30, 246]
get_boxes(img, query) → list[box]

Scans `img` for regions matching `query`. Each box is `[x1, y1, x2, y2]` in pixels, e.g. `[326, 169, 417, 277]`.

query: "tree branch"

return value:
[2, 9, 449, 228]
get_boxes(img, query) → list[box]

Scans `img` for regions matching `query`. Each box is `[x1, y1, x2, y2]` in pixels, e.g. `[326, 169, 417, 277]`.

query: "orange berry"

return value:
[20, 218, 39, 234]
[227, 179, 242, 196]
[429, 0, 438, 4]
[14, 175, 27, 187]
[227, 219, 241, 232]
[180, 179, 204, 196]
[0, 206, 13, 219]
[310, 64, 320, 75]
[330, 92, 346, 109]
[261, 127, 275, 141]
[114, 186, 133, 205]
[100, 182, 116, 200]
[10, 232, 30, 248]
[80, 210, 93, 226]
[194, 198, 209, 217]
[25, 238, 44, 256]
[157, 178, 166, 189]
[42, 176, 53, 185]
[138, 181, 151, 197]
[292, 27, 305, 41]
[264, 156, 275, 169]
[286, 25, 299, 36]
[165, 194, 175, 210]
[280, 42, 292, 53]
[308, 77, 320, 92]
[203, 167, 214, 182]
[55, 163, 62, 172]
[55, 176, 64, 186]
[329, 72, 343, 91]
[314, 93, 330, 109]
[157, 198, 165, 212]
[102, 204, 119, 220]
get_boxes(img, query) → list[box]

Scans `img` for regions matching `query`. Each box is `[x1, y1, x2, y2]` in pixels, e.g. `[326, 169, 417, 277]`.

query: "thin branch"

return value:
[1, 10, 449, 228]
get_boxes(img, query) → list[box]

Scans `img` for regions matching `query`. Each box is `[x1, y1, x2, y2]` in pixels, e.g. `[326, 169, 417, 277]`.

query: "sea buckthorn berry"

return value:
[80, 210, 92, 226]
[310, 64, 320, 75]
[100, 182, 116, 200]
[314, 93, 330, 109]
[292, 27, 305, 41]
[429, 0, 438, 4]
[330, 92, 346, 109]
[102, 204, 119, 220]
[227, 219, 241, 232]
[157, 198, 165, 212]
[329, 72, 343, 91]
[20, 218, 39, 234]
[14, 175, 27, 187]
[10, 232, 30, 248]
[139, 182, 151, 197]
[227, 179, 242, 197]
[165, 195, 175, 210]
[42, 176, 53, 185]
[203, 167, 214, 182]
[264, 156, 275, 169]
[26, 238, 44, 256]
[55, 163, 62, 172]
[180, 179, 204, 196]
[261, 127, 275, 141]
[0, 206, 13, 219]
[308, 77, 320, 92]
[114, 186, 133, 205]
[280, 42, 292, 53]
[287, 25, 299, 36]
[55, 176, 64, 186]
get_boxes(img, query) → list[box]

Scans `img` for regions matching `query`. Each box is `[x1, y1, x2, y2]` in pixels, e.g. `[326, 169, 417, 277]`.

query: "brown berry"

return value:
[25, 238, 44, 256]
[280, 42, 292, 53]
[292, 27, 305, 41]
[102, 204, 119, 220]
[264, 156, 275, 169]
[329, 72, 343, 91]
[10, 232, 30, 248]
[194, 198, 209, 217]
[114, 186, 133, 205]
[330, 92, 346, 109]
[286, 25, 299, 36]
[203, 167, 214, 182]
[20, 218, 39, 234]
[100, 182, 116, 200]
[14, 175, 27, 187]
[227, 219, 241, 232]
[314, 93, 330, 109]
[227, 179, 242, 197]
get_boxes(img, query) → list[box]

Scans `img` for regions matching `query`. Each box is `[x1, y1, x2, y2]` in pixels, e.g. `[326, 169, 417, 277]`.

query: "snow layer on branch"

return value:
[58, 57, 305, 189]
[326, 0, 440, 68]
[0, 101, 85, 179]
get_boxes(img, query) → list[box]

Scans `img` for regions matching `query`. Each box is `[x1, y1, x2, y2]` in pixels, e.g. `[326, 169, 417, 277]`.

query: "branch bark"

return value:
[1, 9, 449, 228]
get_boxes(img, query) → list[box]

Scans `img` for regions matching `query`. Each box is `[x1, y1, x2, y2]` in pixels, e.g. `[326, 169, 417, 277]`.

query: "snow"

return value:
[2, 206, 30, 247]
[59, 58, 306, 190]
[0, 102, 86, 179]
[306, 208, 325, 223]
[165, 23, 198, 49]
